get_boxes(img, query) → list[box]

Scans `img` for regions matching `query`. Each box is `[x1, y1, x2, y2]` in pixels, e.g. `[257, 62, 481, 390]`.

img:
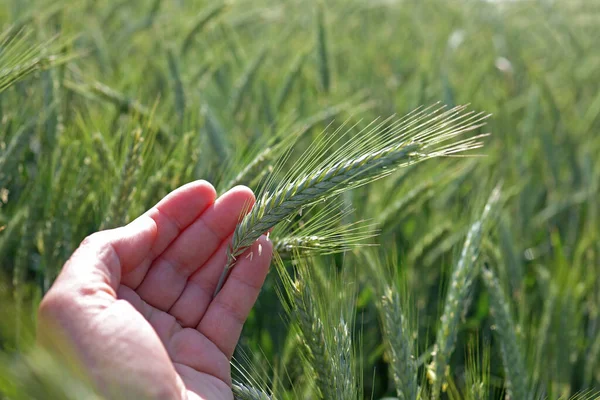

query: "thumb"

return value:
[50, 215, 157, 301]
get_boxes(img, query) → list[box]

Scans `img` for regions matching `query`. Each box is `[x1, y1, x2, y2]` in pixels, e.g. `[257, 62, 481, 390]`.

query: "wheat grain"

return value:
[291, 273, 357, 399]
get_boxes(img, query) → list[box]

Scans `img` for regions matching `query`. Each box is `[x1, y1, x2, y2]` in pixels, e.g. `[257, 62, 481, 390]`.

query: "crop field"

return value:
[0, 0, 599, 399]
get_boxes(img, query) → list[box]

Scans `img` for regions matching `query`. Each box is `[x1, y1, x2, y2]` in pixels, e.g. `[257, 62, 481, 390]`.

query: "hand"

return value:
[37, 181, 273, 400]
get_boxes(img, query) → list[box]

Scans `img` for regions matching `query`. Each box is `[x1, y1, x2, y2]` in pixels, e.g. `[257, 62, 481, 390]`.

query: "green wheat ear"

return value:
[365, 250, 418, 400]
[275, 254, 359, 399]
[101, 128, 144, 230]
[271, 202, 377, 259]
[429, 184, 502, 399]
[481, 266, 530, 400]
[232, 382, 272, 400]
[0, 28, 73, 93]
[214, 104, 489, 296]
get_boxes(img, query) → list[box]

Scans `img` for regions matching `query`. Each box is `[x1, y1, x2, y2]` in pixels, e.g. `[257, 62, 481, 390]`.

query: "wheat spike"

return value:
[429, 185, 501, 399]
[181, 3, 227, 55]
[166, 48, 186, 127]
[214, 105, 489, 296]
[292, 279, 332, 398]
[101, 128, 144, 229]
[481, 266, 530, 400]
[316, 5, 330, 93]
[380, 286, 418, 400]
[232, 382, 271, 400]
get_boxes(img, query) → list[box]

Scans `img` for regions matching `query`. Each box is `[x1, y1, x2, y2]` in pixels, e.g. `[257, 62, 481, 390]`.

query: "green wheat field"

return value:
[1, 0, 599, 399]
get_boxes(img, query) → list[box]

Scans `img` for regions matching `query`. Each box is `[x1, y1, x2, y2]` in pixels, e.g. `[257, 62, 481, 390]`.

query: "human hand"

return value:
[37, 181, 273, 400]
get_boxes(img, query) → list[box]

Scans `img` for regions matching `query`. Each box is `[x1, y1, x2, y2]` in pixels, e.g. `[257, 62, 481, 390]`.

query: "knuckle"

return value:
[215, 298, 246, 326]
[80, 231, 108, 249]
[38, 290, 71, 321]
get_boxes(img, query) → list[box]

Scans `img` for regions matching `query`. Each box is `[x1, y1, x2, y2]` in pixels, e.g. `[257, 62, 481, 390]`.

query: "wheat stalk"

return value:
[214, 105, 488, 296]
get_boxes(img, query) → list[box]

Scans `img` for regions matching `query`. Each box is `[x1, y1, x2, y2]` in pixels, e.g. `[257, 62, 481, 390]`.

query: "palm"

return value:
[113, 290, 235, 399]
[39, 181, 272, 400]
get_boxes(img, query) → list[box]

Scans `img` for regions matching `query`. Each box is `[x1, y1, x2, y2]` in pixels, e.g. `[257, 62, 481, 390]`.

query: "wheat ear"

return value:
[292, 279, 331, 398]
[481, 266, 530, 400]
[101, 129, 144, 230]
[232, 382, 272, 400]
[380, 286, 418, 400]
[272, 203, 376, 259]
[292, 275, 357, 399]
[429, 185, 501, 399]
[214, 105, 488, 296]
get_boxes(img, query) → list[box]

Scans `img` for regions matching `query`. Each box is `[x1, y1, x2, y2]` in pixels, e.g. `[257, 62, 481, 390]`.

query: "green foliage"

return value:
[1, 0, 599, 399]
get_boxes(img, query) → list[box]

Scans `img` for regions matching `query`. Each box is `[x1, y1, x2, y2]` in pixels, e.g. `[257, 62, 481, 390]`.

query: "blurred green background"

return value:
[0, 0, 599, 398]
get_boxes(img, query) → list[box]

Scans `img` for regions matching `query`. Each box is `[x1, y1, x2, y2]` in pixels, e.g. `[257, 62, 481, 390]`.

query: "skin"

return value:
[37, 181, 273, 400]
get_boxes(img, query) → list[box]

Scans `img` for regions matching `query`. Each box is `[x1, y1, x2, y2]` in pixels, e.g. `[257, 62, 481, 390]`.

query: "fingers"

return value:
[168, 234, 238, 328]
[196, 235, 273, 359]
[46, 216, 157, 305]
[121, 180, 217, 288]
[48, 180, 217, 300]
[134, 186, 255, 312]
